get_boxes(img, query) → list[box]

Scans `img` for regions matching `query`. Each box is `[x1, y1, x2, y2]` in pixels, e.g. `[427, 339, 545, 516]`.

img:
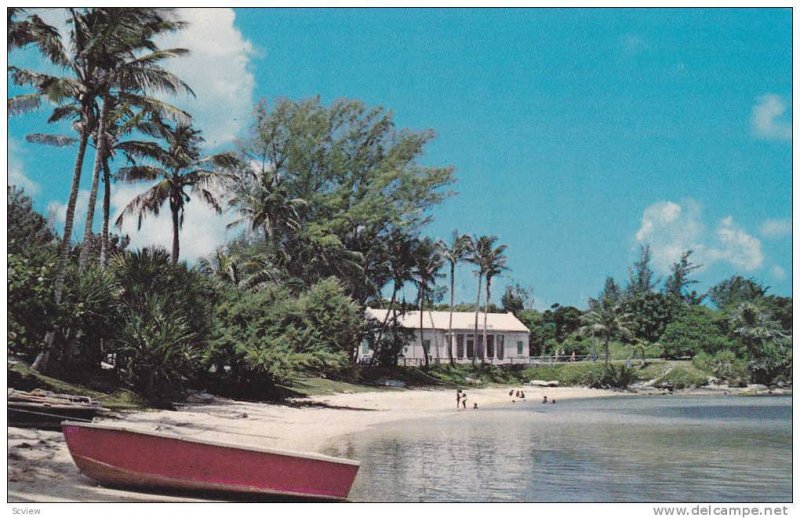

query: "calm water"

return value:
[331, 395, 792, 502]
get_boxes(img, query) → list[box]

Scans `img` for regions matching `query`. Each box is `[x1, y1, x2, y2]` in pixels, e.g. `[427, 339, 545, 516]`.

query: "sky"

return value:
[7, 7, 793, 309]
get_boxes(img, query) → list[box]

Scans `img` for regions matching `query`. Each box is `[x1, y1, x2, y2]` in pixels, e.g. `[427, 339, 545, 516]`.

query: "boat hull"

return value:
[62, 422, 359, 501]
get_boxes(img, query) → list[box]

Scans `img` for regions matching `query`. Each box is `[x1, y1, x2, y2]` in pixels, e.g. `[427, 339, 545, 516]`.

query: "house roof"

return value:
[366, 308, 530, 333]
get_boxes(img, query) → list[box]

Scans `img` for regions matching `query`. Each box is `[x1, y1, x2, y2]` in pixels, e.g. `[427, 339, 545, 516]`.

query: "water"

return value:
[333, 395, 792, 502]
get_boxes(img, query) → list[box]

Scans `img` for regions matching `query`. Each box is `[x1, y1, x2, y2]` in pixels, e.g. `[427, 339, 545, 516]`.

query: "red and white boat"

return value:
[62, 421, 360, 501]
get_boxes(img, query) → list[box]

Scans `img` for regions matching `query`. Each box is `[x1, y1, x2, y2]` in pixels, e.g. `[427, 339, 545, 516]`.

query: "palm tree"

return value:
[579, 297, 634, 366]
[412, 237, 444, 367]
[437, 232, 472, 365]
[482, 242, 509, 364]
[74, 8, 193, 272]
[467, 235, 497, 365]
[115, 122, 237, 263]
[10, 8, 190, 372]
[729, 302, 783, 381]
[374, 231, 418, 353]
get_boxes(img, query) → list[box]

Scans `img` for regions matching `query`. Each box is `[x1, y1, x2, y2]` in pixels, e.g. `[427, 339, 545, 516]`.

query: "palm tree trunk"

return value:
[78, 97, 112, 272]
[448, 263, 455, 365]
[472, 273, 482, 366]
[604, 337, 610, 367]
[99, 156, 111, 267]
[375, 286, 397, 349]
[483, 279, 491, 366]
[32, 129, 90, 373]
[420, 285, 428, 368]
[170, 202, 180, 264]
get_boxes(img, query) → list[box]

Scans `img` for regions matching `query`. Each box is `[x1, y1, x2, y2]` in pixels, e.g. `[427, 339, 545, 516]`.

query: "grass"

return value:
[8, 360, 148, 410]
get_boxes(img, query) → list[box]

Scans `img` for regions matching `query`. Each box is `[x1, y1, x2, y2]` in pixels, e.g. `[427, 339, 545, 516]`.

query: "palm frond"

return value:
[8, 94, 42, 117]
[25, 133, 78, 147]
[115, 165, 165, 183]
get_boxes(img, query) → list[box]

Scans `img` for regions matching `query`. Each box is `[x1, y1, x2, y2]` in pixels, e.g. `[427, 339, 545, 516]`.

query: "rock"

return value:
[529, 380, 559, 387]
[463, 377, 480, 385]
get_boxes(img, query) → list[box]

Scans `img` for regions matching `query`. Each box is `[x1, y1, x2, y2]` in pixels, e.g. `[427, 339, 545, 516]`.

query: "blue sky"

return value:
[8, 8, 793, 309]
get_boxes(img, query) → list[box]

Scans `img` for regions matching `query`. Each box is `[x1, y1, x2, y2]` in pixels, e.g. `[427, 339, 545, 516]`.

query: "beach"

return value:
[7, 385, 620, 502]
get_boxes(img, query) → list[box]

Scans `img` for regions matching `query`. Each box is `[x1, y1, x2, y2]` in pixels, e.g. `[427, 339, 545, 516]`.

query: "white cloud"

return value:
[8, 139, 40, 195]
[751, 94, 791, 142]
[635, 200, 763, 273]
[47, 189, 90, 239]
[159, 8, 256, 147]
[770, 265, 786, 281]
[111, 182, 236, 263]
[759, 218, 791, 239]
[706, 216, 764, 271]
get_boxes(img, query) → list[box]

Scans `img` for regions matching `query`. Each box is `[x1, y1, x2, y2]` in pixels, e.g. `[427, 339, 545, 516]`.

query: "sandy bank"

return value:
[8, 385, 617, 502]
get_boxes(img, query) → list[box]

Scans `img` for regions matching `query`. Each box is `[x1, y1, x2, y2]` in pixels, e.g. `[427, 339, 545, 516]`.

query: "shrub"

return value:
[653, 365, 709, 390]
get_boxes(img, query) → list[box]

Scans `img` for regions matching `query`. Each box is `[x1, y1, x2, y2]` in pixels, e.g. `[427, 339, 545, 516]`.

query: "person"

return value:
[542, 395, 548, 404]
[570, 351, 576, 362]
[456, 389, 462, 409]
[520, 390, 525, 399]
[461, 392, 467, 409]
[473, 402, 478, 410]
[509, 389, 514, 397]
[552, 399, 556, 404]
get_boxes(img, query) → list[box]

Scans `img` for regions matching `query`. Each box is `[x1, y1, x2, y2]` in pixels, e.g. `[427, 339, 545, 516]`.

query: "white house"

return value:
[361, 308, 531, 366]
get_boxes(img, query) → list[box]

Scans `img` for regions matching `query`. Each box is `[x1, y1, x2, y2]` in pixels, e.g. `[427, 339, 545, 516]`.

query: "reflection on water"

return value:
[336, 396, 791, 502]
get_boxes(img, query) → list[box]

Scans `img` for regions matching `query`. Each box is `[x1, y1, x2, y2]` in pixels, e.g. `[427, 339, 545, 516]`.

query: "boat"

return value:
[61, 421, 360, 501]
[9, 389, 109, 429]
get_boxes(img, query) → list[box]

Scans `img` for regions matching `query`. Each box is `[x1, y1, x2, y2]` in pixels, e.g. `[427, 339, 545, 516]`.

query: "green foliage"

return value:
[207, 278, 361, 394]
[707, 275, 768, 310]
[8, 251, 58, 358]
[115, 294, 200, 402]
[692, 350, 749, 385]
[660, 305, 733, 359]
[652, 365, 709, 390]
[623, 292, 680, 343]
[501, 283, 532, 315]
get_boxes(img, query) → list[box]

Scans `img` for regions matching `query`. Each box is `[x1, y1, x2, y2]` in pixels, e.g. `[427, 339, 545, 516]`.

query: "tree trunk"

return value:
[472, 273, 482, 366]
[170, 201, 180, 264]
[420, 286, 428, 367]
[32, 128, 90, 373]
[375, 286, 397, 347]
[448, 263, 455, 365]
[604, 337, 610, 367]
[483, 279, 491, 366]
[99, 156, 111, 267]
[78, 96, 112, 272]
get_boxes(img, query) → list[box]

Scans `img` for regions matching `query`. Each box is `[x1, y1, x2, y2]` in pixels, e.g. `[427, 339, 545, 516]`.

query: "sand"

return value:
[6, 385, 623, 502]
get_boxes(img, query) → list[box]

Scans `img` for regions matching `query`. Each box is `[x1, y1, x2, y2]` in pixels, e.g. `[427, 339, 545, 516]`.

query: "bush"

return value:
[660, 306, 732, 359]
[653, 365, 709, 390]
[693, 350, 749, 385]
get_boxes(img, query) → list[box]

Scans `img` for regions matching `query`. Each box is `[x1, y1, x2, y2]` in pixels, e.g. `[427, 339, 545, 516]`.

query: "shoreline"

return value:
[6, 384, 790, 502]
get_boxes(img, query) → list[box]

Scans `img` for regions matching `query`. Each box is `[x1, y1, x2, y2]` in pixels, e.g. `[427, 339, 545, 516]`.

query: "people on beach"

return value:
[456, 389, 462, 408]
[520, 391, 525, 399]
[509, 390, 514, 397]
[473, 402, 478, 410]
[461, 392, 467, 409]
[551, 399, 556, 404]
[542, 395, 548, 404]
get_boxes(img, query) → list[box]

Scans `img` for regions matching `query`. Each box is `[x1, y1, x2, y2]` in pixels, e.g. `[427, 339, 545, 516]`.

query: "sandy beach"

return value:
[7, 385, 620, 502]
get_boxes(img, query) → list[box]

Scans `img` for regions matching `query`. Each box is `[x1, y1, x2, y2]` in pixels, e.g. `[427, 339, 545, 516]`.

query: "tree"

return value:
[626, 244, 658, 298]
[599, 276, 622, 306]
[437, 232, 473, 364]
[482, 242, 509, 363]
[10, 8, 191, 372]
[707, 275, 769, 310]
[579, 297, 634, 366]
[660, 305, 732, 359]
[467, 235, 506, 365]
[115, 122, 237, 263]
[232, 97, 455, 302]
[664, 250, 703, 304]
[624, 291, 680, 343]
[411, 237, 444, 367]
[729, 302, 784, 378]
[73, 8, 192, 272]
[501, 282, 532, 316]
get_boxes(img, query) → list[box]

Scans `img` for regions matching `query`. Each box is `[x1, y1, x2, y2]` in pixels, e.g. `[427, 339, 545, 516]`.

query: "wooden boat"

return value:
[8, 389, 109, 429]
[62, 421, 360, 501]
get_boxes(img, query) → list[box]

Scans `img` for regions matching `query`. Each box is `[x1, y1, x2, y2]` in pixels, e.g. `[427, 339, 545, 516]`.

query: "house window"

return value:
[497, 335, 504, 360]
[361, 341, 370, 355]
[456, 334, 465, 359]
[476, 335, 484, 358]
[486, 335, 494, 358]
[517, 341, 524, 356]
[466, 336, 474, 358]
[423, 340, 431, 355]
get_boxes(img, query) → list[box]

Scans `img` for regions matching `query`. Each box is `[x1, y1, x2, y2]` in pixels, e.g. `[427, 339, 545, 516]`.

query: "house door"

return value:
[466, 336, 474, 359]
